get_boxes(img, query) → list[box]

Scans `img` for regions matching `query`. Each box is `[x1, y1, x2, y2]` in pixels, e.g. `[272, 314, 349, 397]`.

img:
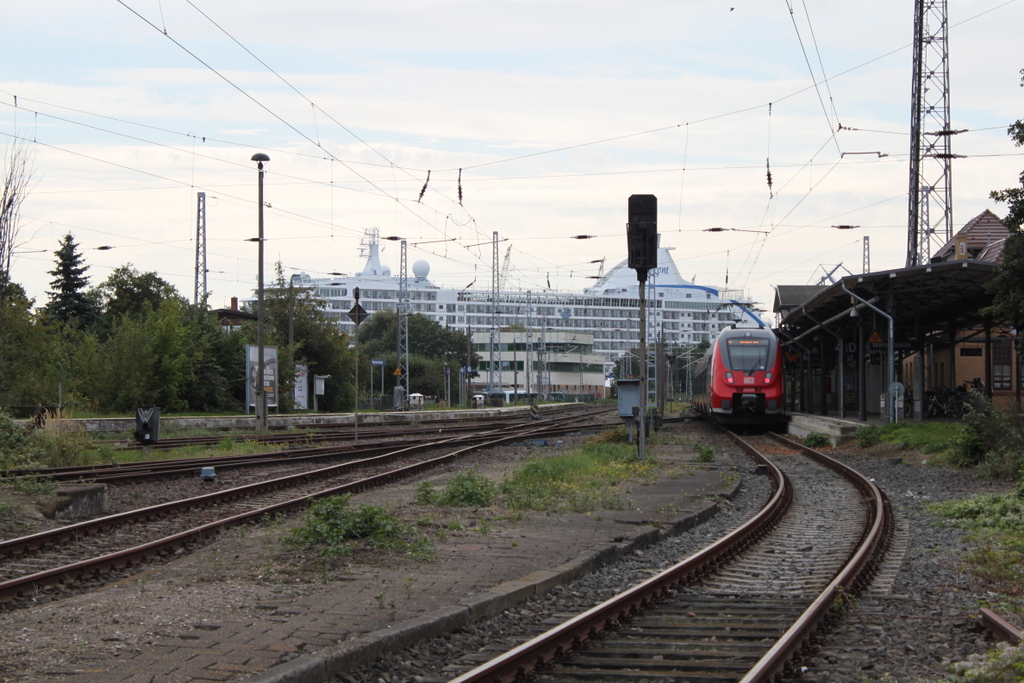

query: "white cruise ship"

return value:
[285, 230, 763, 393]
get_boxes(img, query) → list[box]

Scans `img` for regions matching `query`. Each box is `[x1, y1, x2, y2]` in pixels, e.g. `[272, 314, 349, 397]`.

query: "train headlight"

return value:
[725, 371, 734, 384]
[764, 372, 773, 382]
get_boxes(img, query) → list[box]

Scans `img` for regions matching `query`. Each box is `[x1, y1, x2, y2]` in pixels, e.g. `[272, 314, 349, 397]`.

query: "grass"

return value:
[870, 421, 963, 455]
[411, 428, 658, 516]
[929, 489, 1024, 681]
[500, 441, 657, 514]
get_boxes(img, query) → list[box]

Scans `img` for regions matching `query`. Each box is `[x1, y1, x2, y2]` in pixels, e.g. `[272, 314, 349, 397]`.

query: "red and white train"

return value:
[691, 327, 785, 426]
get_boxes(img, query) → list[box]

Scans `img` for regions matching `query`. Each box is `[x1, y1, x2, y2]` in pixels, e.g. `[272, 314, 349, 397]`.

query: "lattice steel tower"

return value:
[487, 231, 501, 394]
[397, 240, 410, 397]
[193, 192, 207, 305]
[907, 0, 959, 267]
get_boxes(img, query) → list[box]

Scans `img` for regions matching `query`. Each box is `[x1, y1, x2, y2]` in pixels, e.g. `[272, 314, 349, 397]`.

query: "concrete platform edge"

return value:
[242, 494, 731, 683]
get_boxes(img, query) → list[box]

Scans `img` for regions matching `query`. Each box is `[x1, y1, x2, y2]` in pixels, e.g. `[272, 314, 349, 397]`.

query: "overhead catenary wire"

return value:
[784, 0, 842, 155]
[114, 0, 489, 254]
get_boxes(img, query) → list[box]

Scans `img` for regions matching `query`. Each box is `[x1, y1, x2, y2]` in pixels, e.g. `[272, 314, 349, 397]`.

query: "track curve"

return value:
[446, 429, 892, 683]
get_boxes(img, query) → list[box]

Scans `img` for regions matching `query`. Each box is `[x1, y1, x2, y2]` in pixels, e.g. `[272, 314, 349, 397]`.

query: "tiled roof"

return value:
[932, 209, 1009, 262]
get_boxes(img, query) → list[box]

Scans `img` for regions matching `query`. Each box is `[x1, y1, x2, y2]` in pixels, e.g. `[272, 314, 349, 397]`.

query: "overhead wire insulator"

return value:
[457, 168, 463, 206]
[417, 170, 431, 203]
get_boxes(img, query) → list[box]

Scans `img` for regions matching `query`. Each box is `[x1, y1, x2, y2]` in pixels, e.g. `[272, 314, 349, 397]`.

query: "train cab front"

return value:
[711, 329, 783, 425]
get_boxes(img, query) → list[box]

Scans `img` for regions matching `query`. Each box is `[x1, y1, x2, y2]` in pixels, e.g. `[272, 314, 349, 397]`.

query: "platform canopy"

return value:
[776, 259, 1002, 343]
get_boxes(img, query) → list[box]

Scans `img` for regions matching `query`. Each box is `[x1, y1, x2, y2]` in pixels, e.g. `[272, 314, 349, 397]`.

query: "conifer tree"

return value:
[42, 233, 101, 328]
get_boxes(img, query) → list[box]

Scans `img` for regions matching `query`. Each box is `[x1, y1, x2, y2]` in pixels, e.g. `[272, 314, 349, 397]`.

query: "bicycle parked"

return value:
[923, 386, 976, 419]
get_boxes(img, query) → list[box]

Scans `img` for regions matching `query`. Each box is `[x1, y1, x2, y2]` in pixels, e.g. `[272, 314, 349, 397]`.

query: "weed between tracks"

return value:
[929, 489, 1024, 681]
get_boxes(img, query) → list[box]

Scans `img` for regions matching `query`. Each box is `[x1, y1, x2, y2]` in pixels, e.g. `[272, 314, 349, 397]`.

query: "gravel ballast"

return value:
[337, 446, 1017, 683]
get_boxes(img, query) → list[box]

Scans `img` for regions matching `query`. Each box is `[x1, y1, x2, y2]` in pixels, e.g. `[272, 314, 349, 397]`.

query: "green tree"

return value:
[41, 233, 101, 328]
[0, 279, 62, 405]
[74, 317, 154, 411]
[179, 299, 246, 412]
[987, 69, 1024, 364]
[93, 264, 180, 324]
[356, 309, 477, 399]
[989, 71, 1024, 230]
[251, 269, 355, 412]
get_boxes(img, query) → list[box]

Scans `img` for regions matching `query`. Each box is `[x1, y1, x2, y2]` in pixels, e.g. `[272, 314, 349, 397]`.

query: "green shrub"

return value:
[855, 425, 882, 448]
[0, 411, 43, 471]
[951, 421, 988, 468]
[285, 494, 419, 557]
[803, 432, 831, 449]
[34, 416, 90, 468]
[692, 443, 715, 463]
[415, 480, 438, 505]
[947, 402, 1024, 479]
[435, 470, 498, 507]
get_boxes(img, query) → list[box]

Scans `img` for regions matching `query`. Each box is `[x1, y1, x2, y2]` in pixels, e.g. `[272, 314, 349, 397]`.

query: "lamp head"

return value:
[251, 153, 270, 163]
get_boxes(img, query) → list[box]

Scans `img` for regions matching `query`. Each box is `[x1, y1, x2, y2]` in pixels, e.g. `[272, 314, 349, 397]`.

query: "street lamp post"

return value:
[252, 152, 270, 431]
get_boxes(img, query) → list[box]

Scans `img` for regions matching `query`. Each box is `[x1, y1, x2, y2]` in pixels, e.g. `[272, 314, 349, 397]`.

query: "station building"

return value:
[775, 210, 1018, 421]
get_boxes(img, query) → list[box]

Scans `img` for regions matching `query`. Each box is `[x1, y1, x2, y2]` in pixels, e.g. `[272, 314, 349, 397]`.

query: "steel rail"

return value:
[8, 407, 611, 484]
[447, 429, 792, 683]
[0, 411, 602, 561]
[0, 412, 603, 604]
[447, 428, 891, 683]
[7, 406, 597, 476]
[981, 607, 1022, 644]
[738, 431, 892, 682]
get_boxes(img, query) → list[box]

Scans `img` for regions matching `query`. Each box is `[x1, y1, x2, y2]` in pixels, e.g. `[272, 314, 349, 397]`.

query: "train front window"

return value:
[724, 338, 769, 372]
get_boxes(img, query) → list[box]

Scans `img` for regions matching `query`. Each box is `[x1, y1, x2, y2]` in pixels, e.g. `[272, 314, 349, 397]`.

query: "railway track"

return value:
[445, 429, 893, 683]
[92, 412, 557, 451]
[0, 409, 609, 609]
[7, 406, 607, 484]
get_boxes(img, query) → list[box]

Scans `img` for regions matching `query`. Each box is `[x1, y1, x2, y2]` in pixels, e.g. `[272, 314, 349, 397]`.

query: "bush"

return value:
[692, 443, 715, 463]
[0, 411, 43, 471]
[435, 470, 498, 507]
[803, 432, 831, 449]
[855, 425, 882, 448]
[950, 401, 1024, 478]
[414, 480, 438, 505]
[286, 494, 415, 556]
[951, 420, 988, 468]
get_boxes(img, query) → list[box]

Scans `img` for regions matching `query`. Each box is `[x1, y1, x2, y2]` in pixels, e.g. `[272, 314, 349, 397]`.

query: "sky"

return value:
[2, 0, 1023, 317]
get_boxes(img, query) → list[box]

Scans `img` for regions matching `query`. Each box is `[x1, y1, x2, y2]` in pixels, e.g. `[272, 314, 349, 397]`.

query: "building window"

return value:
[993, 339, 1013, 391]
